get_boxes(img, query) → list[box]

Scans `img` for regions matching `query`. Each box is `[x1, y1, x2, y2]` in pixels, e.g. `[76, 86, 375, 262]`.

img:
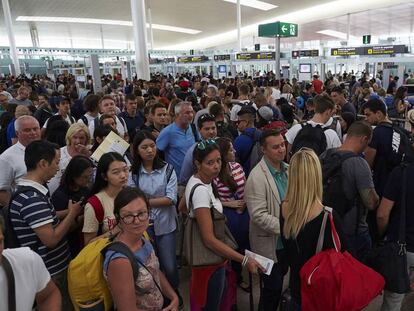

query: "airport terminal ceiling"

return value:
[0, 0, 413, 50]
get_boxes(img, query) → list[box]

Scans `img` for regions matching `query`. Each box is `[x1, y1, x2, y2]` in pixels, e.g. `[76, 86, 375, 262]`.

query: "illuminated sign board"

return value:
[214, 54, 231, 61]
[177, 56, 210, 63]
[292, 50, 319, 58]
[236, 52, 275, 60]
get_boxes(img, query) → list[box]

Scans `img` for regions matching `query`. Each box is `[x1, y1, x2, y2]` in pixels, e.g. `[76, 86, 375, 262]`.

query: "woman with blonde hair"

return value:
[279, 148, 349, 309]
[48, 122, 91, 194]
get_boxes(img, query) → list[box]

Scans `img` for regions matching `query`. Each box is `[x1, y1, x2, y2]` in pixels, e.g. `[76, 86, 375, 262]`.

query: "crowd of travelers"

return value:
[0, 69, 414, 311]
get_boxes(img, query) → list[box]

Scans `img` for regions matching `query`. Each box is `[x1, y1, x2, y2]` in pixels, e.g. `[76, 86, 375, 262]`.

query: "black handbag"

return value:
[366, 164, 410, 294]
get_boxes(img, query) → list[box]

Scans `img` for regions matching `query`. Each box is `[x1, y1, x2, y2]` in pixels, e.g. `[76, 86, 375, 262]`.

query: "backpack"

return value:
[300, 207, 385, 311]
[80, 115, 89, 126]
[242, 129, 263, 171]
[378, 122, 414, 168]
[68, 239, 139, 311]
[132, 163, 174, 190]
[1, 186, 45, 249]
[320, 150, 359, 218]
[290, 123, 328, 157]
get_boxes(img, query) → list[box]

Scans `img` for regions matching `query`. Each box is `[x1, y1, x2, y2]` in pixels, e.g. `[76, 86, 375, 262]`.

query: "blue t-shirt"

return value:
[6, 118, 16, 147]
[156, 123, 197, 176]
[234, 127, 260, 176]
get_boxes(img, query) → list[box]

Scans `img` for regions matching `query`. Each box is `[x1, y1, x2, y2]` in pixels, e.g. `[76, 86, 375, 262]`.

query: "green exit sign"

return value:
[363, 35, 371, 44]
[258, 21, 298, 38]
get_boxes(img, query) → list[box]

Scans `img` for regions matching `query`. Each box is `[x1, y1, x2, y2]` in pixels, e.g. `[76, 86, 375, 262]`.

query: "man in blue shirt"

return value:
[156, 101, 197, 178]
[234, 106, 261, 176]
[179, 113, 217, 185]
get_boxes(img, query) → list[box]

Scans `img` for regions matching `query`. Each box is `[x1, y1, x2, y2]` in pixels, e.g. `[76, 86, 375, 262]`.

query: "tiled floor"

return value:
[178, 266, 414, 310]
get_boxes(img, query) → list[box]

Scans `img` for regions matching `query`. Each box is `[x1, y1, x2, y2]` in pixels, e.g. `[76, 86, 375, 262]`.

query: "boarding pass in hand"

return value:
[245, 250, 274, 275]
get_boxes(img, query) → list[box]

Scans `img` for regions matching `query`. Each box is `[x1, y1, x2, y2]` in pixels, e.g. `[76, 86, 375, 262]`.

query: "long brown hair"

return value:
[215, 137, 238, 193]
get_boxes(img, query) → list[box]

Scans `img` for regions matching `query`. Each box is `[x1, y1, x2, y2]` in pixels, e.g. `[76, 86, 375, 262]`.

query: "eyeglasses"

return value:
[120, 211, 149, 224]
[196, 138, 216, 150]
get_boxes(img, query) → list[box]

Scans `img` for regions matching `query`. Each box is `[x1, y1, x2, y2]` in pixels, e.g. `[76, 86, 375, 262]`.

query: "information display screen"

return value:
[299, 64, 311, 73]
[331, 45, 407, 56]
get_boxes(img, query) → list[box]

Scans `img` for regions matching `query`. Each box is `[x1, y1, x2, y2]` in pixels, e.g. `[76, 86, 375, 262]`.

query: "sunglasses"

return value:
[199, 114, 215, 121]
[196, 138, 216, 150]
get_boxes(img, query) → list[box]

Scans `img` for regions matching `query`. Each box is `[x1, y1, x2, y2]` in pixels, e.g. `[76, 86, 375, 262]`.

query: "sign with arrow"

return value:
[258, 21, 298, 38]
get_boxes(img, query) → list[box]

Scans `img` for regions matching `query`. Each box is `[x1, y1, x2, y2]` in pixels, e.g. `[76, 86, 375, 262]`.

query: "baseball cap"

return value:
[258, 106, 274, 122]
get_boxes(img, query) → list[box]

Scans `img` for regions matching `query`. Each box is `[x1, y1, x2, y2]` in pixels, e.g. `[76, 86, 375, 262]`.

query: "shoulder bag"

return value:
[183, 183, 238, 267]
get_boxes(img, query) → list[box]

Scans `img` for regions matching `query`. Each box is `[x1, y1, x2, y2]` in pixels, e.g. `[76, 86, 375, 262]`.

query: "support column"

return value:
[2, 0, 21, 76]
[275, 36, 281, 80]
[147, 7, 154, 50]
[237, 0, 242, 51]
[130, 0, 150, 80]
[90, 54, 102, 93]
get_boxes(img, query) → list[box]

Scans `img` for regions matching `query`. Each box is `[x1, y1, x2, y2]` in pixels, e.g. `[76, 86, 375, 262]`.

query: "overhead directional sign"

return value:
[292, 50, 319, 58]
[214, 54, 231, 61]
[177, 56, 209, 63]
[258, 21, 298, 38]
[331, 45, 408, 56]
[236, 52, 275, 60]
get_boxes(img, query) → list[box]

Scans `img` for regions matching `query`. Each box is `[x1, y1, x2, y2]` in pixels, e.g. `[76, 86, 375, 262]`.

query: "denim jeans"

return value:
[147, 227, 179, 290]
[259, 262, 284, 311]
[381, 251, 414, 311]
[203, 266, 226, 311]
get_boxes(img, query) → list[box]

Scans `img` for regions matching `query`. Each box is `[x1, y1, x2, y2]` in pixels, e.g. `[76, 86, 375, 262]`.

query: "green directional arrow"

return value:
[281, 24, 288, 34]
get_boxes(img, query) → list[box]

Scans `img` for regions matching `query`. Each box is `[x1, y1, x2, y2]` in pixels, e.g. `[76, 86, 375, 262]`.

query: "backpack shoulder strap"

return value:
[102, 241, 139, 282]
[81, 115, 89, 126]
[118, 116, 127, 131]
[93, 116, 100, 129]
[87, 195, 104, 224]
[166, 163, 174, 183]
[2, 255, 16, 311]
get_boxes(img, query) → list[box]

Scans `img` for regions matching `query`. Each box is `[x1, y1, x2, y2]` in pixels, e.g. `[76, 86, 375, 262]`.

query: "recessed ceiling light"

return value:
[316, 29, 357, 40]
[223, 0, 278, 11]
[16, 16, 201, 35]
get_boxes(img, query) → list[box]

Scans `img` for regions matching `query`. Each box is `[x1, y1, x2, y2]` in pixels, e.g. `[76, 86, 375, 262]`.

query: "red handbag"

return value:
[300, 207, 385, 311]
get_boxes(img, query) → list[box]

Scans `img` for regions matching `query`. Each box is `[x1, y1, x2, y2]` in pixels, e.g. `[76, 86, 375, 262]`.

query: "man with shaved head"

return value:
[0, 115, 41, 207]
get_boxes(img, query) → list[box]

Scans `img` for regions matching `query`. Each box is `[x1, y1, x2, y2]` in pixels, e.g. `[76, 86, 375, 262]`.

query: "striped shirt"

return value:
[10, 180, 70, 276]
[213, 162, 246, 201]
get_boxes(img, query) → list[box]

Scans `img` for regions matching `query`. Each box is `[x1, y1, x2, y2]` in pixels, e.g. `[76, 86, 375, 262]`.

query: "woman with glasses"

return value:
[131, 131, 182, 306]
[104, 187, 179, 311]
[51, 155, 94, 256]
[83, 152, 129, 245]
[185, 139, 264, 311]
[213, 137, 251, 291]
[279, 148, 349, 309]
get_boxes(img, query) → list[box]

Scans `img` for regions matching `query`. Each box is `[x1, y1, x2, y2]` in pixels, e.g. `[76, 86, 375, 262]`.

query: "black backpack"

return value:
[320, 150, 359, 218]
[1, 186, 45, 249]
[290, 123, 328, 157]
[378, 122, 414, 167]
[0, 127, 8, 154]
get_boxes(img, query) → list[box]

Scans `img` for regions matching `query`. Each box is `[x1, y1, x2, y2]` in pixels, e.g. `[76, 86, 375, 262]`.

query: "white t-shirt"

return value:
[83, 190, 117, 234]
[47, 146, 72, 195]
[324, 116, 342, 141]
[229, 100, 257, 122]
[271, 88, 281, 100]
[0, 248, 51, 311]
[185, 176, 223, 217]
[285, 120, 342, 150]
[88, 115, 127, 139]
[0, 142, 26, 192]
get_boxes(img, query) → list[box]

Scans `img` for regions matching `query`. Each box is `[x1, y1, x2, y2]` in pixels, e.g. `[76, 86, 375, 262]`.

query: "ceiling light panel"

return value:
[16, 16, 201, 35]
[223, 0, 277, 11]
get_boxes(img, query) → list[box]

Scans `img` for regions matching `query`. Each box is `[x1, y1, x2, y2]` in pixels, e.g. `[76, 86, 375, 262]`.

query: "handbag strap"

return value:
[398, 164, 408, 244]
[2, 255, 16, 311]
[315, 206, 341, 254]
[135, 257, 163, 296]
